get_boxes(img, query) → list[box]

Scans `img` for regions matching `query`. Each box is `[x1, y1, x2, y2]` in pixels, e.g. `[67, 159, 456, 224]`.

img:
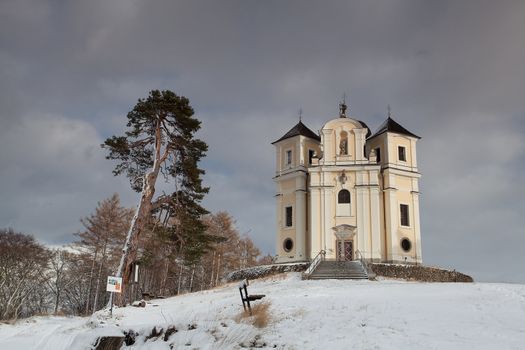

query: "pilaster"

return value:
[370, 186, 382, 261]
[356, 186, 366, 255]
[354, 128, 367, 162]
[309, 187, 321, 257]
[412, 191, 422, 264]
[295, 173, 307, 260]
[323, 187, 334, 258]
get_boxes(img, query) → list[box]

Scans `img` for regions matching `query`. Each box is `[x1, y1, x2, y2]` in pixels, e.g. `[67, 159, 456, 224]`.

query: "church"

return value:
[273, 102, 422, 264]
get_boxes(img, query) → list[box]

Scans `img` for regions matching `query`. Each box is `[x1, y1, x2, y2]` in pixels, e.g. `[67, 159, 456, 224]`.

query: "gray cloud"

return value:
[1, 0, 524, 282]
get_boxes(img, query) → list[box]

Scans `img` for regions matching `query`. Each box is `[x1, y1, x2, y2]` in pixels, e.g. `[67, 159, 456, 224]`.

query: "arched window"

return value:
[338, 190, 351, 204]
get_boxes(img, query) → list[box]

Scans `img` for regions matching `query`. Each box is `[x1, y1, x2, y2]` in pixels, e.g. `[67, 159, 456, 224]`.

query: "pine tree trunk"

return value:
[111, 121, 164, 307]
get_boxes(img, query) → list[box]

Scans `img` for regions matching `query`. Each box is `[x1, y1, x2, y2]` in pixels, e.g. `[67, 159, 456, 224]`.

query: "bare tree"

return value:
[0, 229, 51, 321]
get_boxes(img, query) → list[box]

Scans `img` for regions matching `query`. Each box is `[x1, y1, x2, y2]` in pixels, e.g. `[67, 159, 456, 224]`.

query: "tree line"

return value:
[0, 90, 273, 321]
[0, 196, 268, 321]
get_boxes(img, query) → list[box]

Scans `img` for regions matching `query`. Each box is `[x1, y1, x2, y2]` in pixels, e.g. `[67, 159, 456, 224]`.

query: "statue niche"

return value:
[339, 131, 348, 156]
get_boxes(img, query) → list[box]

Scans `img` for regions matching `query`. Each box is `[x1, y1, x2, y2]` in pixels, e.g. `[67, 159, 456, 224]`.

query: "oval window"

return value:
[283, 238, 294, 252]
[401, 238, 412, 252]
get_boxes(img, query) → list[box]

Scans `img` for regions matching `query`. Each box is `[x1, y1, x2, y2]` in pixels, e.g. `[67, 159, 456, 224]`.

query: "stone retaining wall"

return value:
[370, 263, 473, 282]
[225, 262, 309, 282]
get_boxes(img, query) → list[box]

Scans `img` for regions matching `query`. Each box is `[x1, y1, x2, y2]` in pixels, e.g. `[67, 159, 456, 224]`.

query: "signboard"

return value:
[107, 276, 122, 293]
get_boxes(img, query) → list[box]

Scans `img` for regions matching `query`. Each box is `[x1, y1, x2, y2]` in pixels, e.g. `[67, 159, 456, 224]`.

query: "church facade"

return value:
[273, 104, 422, 264]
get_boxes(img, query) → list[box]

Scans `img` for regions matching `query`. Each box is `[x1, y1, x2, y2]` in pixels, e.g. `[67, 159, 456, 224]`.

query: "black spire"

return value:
[272, 120, 321, 144]
[369, 110, 421, 140]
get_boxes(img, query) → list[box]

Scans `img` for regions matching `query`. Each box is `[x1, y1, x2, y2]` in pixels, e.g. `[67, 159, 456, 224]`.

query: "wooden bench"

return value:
[238, 279, 265, 315]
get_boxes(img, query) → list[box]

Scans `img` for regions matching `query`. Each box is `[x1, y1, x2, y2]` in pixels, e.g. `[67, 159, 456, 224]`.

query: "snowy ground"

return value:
[1, 273, 525, 349]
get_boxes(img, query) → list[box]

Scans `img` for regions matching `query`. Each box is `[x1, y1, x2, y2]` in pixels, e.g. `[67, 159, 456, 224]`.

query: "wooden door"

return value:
[337, 240, 353, 261]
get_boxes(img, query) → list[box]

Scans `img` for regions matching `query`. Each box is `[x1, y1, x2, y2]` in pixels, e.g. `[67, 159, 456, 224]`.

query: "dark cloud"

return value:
[1, 0, 524, 282]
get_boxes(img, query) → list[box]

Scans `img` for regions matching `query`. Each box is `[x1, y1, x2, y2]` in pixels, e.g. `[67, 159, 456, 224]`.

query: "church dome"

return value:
[321, 117, 371, 138]
[320, 100, 371, 137]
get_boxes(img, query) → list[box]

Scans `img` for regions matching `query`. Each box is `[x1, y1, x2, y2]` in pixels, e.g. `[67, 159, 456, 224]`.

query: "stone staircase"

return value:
[307, 260, 369, 280]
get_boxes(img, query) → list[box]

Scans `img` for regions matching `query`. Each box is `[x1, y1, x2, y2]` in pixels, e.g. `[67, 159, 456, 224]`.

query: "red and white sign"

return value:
[107, 276, 122, 293]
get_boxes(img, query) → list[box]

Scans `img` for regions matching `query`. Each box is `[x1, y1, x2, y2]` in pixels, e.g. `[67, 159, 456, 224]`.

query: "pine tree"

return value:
[102, 90, 209, 300]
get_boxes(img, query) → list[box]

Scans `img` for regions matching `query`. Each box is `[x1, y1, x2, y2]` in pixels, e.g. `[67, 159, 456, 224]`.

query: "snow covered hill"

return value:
[1, 273, 524, 349]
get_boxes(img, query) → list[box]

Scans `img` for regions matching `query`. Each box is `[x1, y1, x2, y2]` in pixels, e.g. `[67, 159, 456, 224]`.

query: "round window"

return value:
[401, 238, 412, 252]
[283, 238, 294, 252]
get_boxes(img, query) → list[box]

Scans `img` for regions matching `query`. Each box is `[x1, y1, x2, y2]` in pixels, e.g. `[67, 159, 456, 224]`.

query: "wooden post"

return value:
[109, 292, 114, 317]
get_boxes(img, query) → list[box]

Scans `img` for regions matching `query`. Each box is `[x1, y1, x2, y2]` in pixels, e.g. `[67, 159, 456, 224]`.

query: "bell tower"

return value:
[366, 111, 423, 264]
[272, 119, 321, 262]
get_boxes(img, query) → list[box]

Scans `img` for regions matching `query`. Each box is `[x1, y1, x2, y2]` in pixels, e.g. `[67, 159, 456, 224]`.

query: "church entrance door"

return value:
[336, 240, 353, 261]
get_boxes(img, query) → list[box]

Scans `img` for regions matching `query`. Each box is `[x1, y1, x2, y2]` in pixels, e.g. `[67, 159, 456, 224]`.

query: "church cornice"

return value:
[381, 166, 421, 177]
[273, 168, 308, 181]
[308, 164, 381, 172]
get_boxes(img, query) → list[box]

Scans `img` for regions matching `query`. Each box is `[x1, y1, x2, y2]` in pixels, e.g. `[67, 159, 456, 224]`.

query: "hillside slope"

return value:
[1, 273, 524, 349]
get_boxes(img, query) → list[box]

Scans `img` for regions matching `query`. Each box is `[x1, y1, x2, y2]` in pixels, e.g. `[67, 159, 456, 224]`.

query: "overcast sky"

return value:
[1, 0, 524, 283]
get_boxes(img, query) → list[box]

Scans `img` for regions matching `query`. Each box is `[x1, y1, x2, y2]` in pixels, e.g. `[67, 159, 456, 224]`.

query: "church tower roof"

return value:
[272, 120, 321, 144]
[368, 116, 421, 140]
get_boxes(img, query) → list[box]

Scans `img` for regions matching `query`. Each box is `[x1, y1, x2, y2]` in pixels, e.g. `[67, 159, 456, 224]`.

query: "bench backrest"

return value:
[239, 279, 249, 300]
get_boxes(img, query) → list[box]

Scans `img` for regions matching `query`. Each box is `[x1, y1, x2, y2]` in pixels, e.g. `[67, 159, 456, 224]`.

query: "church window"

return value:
[285, 206, 293, 227]
[338, 190, 351, 204]
[398, 146, 406, 162]
[308, 149, 315, 164]
[400, 204, 409, 226]
[283, 238, 294, 252]
[286, 150, 292, 165]
[401, 238, 412, 252]
[375, 147, 381, 162]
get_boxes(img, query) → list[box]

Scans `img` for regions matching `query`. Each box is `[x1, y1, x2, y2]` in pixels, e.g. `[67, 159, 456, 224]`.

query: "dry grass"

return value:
[235, 301, 271, 328]
[258, 272, 288, 282]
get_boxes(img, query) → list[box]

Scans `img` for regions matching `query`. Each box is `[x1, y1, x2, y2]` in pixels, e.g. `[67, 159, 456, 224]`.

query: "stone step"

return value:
[310, 271, 368, 276]
[309, 276, 368, 280]
[306, 260, 369, 280]
[309, 274, 368, 279]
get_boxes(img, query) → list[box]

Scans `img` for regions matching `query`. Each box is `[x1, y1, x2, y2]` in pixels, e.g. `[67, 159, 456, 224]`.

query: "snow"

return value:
[1, 273, 525, 349]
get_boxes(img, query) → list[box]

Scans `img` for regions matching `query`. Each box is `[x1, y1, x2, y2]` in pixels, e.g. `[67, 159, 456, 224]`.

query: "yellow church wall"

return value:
[365, 135, 386, 163]
[280, 178, 296, 192]
[393, 135, 412, 165]
[390, 175, 419, 262]
[396, 176, 412, 191]
[277, 189, 297, 257]
[276, 138, 299, 170]
[388, 134, 418, 170]
[303, 139, 321, 166]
